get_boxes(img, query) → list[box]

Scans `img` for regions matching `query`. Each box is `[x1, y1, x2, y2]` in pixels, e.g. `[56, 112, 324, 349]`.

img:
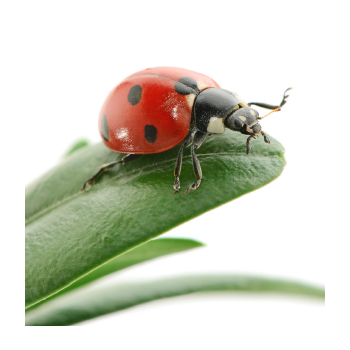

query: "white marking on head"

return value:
[250, 110, 256, 116]
[185, 93, 196, 108]
[238, 115, 247, 122]
[207, 116, 225, 134]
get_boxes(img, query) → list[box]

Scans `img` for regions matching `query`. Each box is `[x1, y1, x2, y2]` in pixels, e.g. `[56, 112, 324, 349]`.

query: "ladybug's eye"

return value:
[225, 114, 244, 131]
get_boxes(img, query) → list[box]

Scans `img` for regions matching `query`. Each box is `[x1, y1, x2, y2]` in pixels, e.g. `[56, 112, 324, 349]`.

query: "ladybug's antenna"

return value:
[259, 108, 281, 120]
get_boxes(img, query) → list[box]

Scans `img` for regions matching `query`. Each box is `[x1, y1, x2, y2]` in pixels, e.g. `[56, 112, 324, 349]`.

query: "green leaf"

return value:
[26, 237, 203, 311]
[64, 139, 90, 157]
[25, 275, 324, 326]
[25, 131, 285, 308]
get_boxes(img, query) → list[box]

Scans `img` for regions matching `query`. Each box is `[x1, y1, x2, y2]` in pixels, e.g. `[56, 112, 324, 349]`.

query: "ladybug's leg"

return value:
[246, 131, 270, 154]
[246, 135, 254, 154]
[173, 144, 184, 194]
[185, 131, 207, 194]
[261, 131, 270, 144]
[248, 87, 292, 110]
[81, 154, 142, 191]
[173, 131, 194, 194]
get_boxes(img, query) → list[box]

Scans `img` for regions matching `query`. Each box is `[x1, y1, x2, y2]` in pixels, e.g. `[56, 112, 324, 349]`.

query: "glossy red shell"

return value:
[98, 67, 220, 154]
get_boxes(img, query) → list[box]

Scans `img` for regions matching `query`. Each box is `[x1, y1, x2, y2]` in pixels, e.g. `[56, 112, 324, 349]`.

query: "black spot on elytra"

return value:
[179, 77, 199, 90]
[144, 125, 157, 143]
[128, 85, 142, 105]
[101, 114, 109, 141]
[175, 77, 199, 95]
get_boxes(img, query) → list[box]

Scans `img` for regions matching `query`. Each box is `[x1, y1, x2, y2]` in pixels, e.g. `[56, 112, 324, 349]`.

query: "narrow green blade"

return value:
[25, 275, 324, 326]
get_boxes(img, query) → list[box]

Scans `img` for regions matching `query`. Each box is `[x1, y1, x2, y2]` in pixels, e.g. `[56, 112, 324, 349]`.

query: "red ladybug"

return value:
[82, 67, 291, 193]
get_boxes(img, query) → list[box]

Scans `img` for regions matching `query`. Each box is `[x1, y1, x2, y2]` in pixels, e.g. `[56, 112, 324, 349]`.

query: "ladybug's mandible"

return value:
[82, 67, 291, 193]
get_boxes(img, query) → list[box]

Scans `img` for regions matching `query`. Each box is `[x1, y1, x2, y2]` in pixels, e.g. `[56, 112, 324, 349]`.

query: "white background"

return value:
[3, 0, 348, 347]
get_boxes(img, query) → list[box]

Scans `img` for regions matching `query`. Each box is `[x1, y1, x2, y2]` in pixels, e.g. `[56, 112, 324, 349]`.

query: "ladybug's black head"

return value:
[225, 107, 272, 154]
[224, 107, 262, 136]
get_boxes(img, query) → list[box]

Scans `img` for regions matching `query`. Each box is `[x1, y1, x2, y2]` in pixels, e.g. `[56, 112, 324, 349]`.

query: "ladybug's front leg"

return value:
[261, 131, 270, 144]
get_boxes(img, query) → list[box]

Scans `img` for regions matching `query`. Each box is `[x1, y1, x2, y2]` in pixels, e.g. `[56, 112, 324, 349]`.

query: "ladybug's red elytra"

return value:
[82, 67, 291, 194]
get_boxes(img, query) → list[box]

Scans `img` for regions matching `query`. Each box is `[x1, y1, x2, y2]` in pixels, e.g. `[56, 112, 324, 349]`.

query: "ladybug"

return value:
[82, 67, 291, 193]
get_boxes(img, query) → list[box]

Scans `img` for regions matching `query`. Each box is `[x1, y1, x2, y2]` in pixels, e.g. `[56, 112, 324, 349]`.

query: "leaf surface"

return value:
[64, 139, 90, 157]
[25, 131, 285, 307]
[26, 238, 203, 311]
